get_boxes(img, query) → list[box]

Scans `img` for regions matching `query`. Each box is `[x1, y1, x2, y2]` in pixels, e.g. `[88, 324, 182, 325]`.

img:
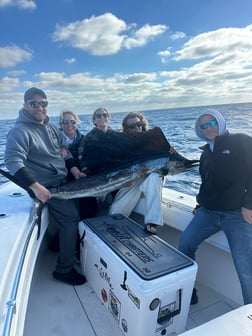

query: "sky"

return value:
[1, 0, 252, 120]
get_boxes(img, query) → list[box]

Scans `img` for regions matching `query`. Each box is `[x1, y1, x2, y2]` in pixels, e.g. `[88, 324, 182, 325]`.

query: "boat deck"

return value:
[24, 223, 240, 336]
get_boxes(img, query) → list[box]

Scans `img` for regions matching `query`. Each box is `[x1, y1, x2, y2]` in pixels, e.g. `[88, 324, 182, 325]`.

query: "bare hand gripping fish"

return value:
[49, 127, 199, 200]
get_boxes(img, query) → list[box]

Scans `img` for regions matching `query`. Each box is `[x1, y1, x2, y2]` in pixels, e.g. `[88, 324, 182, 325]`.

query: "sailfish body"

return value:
[49, 127, 199, 200]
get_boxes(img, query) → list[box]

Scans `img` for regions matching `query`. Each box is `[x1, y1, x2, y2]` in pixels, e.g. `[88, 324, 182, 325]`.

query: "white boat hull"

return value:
[0, 182, 48, 336]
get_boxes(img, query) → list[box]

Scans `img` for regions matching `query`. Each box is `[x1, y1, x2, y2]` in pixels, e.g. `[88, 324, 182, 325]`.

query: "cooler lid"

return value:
[82, 214, 194, 280]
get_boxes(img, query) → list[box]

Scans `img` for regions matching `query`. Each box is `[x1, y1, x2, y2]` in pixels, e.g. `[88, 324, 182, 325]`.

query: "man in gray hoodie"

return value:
[5, 87, 86, 286]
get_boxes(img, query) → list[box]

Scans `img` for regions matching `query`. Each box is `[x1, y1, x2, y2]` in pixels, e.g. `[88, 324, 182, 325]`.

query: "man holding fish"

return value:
[4, 87, 86, 286]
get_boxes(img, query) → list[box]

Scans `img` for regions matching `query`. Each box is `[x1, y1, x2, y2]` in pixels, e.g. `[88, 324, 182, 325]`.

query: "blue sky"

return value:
[1, 0, 252, 119]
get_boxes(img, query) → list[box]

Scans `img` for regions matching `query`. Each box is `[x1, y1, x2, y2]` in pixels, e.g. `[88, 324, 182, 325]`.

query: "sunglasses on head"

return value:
[95, 113, 108, 119]
[200, 119, 217, 130]
[127, 122, 143, 129]
[29, 101, 48, 108]
[62, 120, 77, 125]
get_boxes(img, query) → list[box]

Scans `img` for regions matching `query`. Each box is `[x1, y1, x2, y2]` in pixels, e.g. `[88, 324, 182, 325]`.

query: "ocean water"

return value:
[1, 102, 252, 196]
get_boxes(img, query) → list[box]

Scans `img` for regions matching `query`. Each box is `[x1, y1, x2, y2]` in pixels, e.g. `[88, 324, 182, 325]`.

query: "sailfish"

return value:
[49, 127, 199, 199]
[0, 127, 199, 200]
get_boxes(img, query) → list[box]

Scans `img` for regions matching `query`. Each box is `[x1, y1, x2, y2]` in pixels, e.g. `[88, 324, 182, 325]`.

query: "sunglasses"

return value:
[29, 101, 48, 108]
[200, 119, 217, 130]
[62, 120, 77, 125]
[95, 113, 108, 119]
[127, 122, 143, 129]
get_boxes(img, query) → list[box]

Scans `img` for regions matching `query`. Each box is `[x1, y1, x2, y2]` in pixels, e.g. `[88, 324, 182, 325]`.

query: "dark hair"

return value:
[122, 112, 148, 132]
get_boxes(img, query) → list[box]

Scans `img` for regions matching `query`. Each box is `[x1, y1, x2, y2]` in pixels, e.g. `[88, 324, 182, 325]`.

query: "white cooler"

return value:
[79, 214, 198, 336]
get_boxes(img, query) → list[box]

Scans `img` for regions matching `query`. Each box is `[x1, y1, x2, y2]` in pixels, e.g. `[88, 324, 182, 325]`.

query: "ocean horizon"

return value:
[1, 102, 252, 196]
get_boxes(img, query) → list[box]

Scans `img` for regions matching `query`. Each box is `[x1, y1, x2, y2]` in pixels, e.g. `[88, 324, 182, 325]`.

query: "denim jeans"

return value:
[178, 207, 252, 304]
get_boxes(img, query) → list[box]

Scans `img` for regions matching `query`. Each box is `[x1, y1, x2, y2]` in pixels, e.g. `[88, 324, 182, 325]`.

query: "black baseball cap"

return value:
[24, 87, 47, 102]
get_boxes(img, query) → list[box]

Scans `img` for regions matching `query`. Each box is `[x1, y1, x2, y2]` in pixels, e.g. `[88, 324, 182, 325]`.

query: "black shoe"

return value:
[52, 268, 86, 286]
[190, 288, 198, 305]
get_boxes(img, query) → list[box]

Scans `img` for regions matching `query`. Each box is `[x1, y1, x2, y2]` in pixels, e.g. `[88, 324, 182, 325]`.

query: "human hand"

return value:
[29, 182, 51, 203]
[70, 166, 86, 179]
[169, 146, 178, 154]
[60, 147, 68, 158]
[241, 207, 252, 224]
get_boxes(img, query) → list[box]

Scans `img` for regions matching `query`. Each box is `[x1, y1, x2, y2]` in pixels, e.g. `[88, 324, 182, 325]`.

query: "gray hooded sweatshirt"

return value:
[5, 108, 72, 188]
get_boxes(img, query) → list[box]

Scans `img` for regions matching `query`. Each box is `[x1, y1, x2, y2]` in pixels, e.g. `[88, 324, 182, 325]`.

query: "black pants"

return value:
[78, 197, 98, 220]
[47, 198, 80, 273]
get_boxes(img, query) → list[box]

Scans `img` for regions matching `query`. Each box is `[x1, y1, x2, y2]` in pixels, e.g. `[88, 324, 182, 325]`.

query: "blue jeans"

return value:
[178, 207, 252, 304]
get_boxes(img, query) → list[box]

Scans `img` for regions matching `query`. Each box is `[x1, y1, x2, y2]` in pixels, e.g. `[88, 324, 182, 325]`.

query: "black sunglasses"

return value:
[127, 122, 143, 129]
[62, 120, 77, 125]
[29, 101, 48, 108]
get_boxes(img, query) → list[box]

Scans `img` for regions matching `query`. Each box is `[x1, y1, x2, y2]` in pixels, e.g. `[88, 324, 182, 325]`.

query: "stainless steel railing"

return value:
[2, 200, 43, 336]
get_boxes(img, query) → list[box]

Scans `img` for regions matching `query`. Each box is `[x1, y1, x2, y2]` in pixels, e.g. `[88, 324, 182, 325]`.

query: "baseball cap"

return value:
[24, 87, 47, 102]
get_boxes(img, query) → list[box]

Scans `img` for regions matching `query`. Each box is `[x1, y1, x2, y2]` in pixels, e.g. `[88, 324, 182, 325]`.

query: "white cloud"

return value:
[123, 24, 167, 49]
[0, 76, 20, 91]
[158, 48, 171, 63]
[65, 58, 76, 64]
[52, 13, 126, 55]
[170, 31, 186, 41]
[0, 46, 33, 67]
[162, 24, 252, 102]
[7, 69, 26, 76]
[117, 72, 157, 83]
[174, 24, 252, 61]
[0, 0, 36, 9]
[24, 71, 105, 89]
[52, 13, 167, 55]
